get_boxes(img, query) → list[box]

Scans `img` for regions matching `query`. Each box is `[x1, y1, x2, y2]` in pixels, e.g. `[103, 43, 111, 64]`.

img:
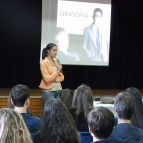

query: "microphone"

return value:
[56, 58, 61, 65]
[56, 58, 63, 73]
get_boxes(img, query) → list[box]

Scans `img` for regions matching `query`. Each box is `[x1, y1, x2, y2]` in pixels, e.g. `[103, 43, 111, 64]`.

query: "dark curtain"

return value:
[0, 0, 143, 89]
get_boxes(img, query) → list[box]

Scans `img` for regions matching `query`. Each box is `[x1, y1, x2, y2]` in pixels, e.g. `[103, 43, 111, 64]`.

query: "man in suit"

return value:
[82, 8, 109, 62]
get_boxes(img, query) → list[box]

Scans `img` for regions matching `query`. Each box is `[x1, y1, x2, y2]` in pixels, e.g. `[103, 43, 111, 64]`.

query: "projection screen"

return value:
[41, 0, 111, 66]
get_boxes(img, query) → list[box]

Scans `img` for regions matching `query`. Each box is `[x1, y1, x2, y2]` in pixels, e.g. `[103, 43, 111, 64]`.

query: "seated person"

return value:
[0, 108, 32, 143]
[110, 92, 143, 143]
[60, 88, 73, 108]
[69, 84, 93, 131]
[7, 92, 32, 116]
[34, 99, 80, 143]
[125, 87, 143, 129]
[10, 84, 41, 140]
[87, 107, 123, 143]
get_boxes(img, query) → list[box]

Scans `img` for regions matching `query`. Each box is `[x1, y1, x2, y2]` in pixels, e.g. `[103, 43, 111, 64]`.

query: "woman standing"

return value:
[39, 43, 64, 110]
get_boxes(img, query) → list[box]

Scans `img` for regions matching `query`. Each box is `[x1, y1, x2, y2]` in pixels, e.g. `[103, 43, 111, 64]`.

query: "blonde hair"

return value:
[0, 108, 33, 143]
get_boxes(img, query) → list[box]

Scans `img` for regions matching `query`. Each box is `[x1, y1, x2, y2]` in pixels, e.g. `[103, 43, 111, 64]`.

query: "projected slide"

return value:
[41, 0, 111, 66]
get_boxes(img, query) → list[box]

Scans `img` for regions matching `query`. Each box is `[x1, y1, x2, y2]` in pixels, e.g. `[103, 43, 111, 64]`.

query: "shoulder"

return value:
[40, 59, 51, 69]
[69, 108, 85, 119]
[133, 126, 143, 134]
[84, 24, 92, 31]
[31, 116, 41, 123]
[109, 138, 124, 143]
[94, 138, 123, 143]
[40, 59, 49, 64]
[23, 114, 41, 124]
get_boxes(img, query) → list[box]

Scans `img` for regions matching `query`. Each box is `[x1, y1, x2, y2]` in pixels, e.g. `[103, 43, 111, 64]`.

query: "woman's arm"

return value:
[40, 61, 58, 83]
[55, 72, 64, 82]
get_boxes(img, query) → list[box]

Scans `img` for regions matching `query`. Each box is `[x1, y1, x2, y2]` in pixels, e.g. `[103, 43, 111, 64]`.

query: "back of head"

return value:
[114, 92, 135, 120]
[42, 99, 79, 143]
[72, 85, 93, 118]
[61, 89, 73, 108]
[125, 87, 143, 129]
[11, 84, 30, 107]
[125, 87, 142, 108]
[0, 108, 32, 143]
[87, 107, 114, 139]
[7, 93, 14, 108]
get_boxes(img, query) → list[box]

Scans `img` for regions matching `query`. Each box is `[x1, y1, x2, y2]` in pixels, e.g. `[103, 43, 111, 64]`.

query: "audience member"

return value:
[88, 107, 123, 143]
[60, 88, 73, 108]
[7, 92, 32, 116]
[110, 92, 143, 143]
[34, 98, 80, 143]
[0, 108, 32, 143]
[125, 87, 143, 129]
[69, 84, 94, 131]
[10, 84, 41, 140]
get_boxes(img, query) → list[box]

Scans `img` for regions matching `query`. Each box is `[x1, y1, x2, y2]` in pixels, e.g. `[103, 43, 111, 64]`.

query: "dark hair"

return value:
[87, 107, 114, 139]
[61, 89, 73, 108]
[72, 85, 93, 118]
[114, 92, 135, 120]
[93, 8, 103, 17]
[7, 92, 14, 108]
[42, 99, 79, 143]
[125, 87, 143, 129]
[11, 84, 30, 107]
[42, 43, 57, 60]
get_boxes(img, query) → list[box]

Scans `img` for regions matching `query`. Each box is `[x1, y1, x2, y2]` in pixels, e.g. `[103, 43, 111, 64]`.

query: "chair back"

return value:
[92, 96, 96, 101]
[80, 132, 93, 143]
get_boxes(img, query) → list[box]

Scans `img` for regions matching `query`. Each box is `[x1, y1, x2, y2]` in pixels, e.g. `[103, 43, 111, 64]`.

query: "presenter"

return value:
[39, 43, 64, 109]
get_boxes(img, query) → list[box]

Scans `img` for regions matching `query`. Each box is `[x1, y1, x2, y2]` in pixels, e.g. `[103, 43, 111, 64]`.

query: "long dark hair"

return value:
[72, 85, 93, 118]
[125, 87, 143, 129]
[41, 99, 79, 143]
[61, 89, 73, 108]
[7, 93, 14, 108]
[42, 43, 57, 60]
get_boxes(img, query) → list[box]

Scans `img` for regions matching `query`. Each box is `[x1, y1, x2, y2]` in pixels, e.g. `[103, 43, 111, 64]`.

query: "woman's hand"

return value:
[57, 64, 62, 72]
[52, 78, 56, 82]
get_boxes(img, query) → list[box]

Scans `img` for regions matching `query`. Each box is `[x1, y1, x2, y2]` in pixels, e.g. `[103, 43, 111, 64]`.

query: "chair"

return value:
[92, 96, 96, 101]
[80, 131, 93, 143]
